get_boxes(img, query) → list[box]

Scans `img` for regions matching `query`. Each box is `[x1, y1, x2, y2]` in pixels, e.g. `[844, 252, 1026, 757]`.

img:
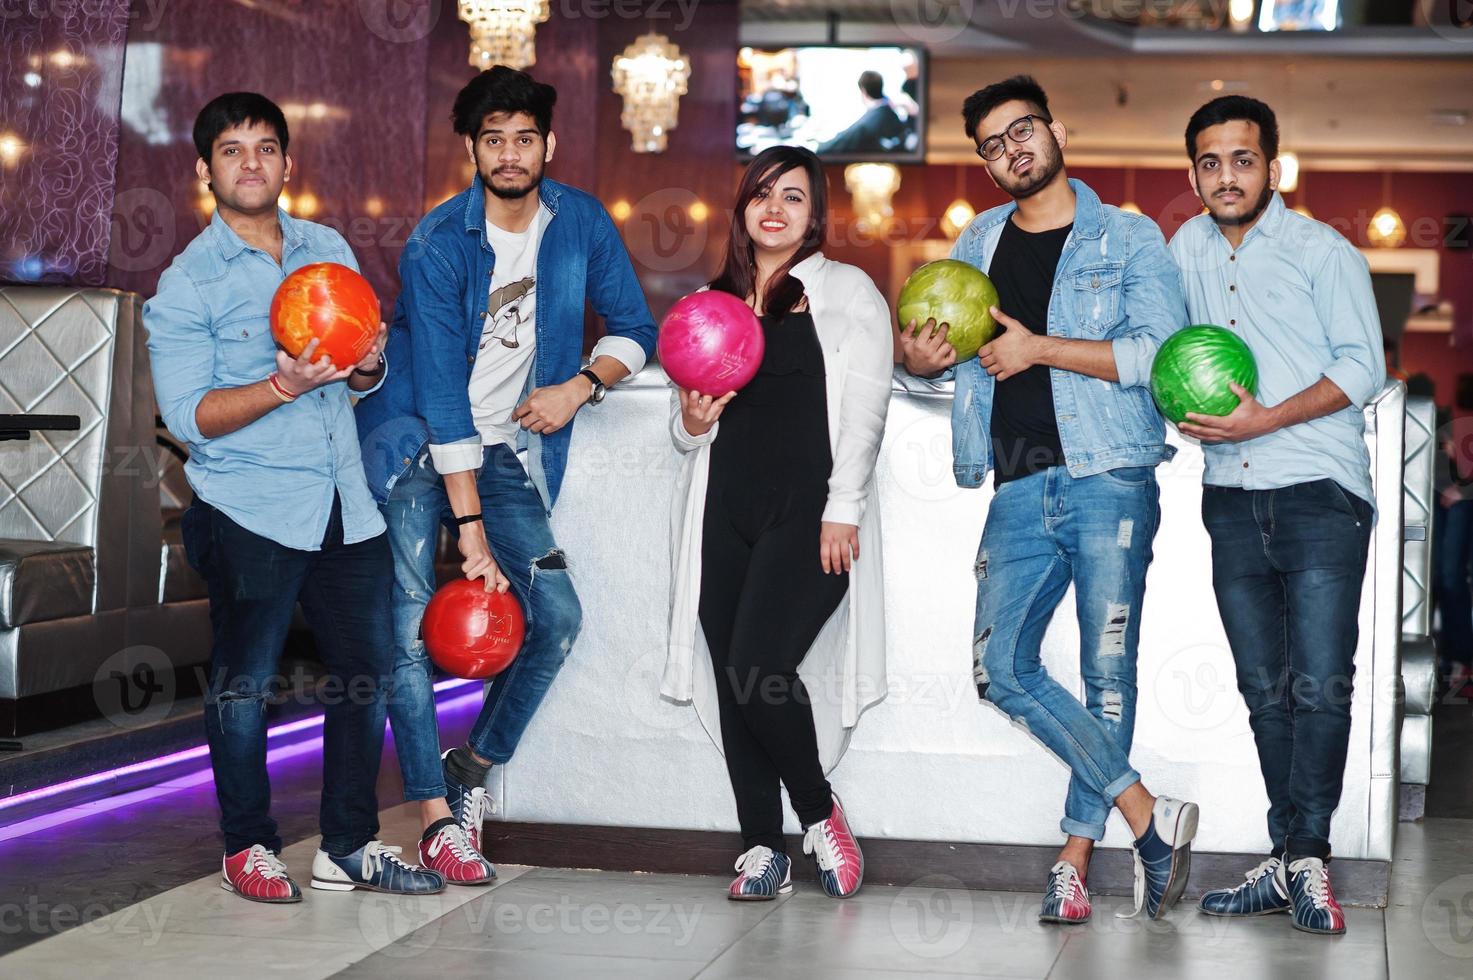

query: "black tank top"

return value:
[707, 309, 831, 505]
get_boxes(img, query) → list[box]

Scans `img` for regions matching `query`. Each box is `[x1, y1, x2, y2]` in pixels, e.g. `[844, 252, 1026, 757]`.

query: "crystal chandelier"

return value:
[611, 33, 691, 154]
[844, 163, 901, 232]
[458, 0, 550, 70]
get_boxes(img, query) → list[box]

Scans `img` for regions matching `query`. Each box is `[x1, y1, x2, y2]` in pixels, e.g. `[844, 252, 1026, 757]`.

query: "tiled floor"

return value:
[2, 690, 1471, 977]
[4, 804, 1472, 977]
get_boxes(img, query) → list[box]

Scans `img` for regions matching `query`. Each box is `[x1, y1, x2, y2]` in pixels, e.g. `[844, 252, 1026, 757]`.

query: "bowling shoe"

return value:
[1039, 861, 1092, 924]
[221, 844, 301, 904]
[1285, 857, 1347, 935]
[442, 748, 494, 860]
[801, 794, 864, 899]
[1126, 795, 1199, 919]
[420, 818, 497, 886]
[310, 840, 446, 894]
[728, 846, 792, 901]
[1198, 857, 1291, 917]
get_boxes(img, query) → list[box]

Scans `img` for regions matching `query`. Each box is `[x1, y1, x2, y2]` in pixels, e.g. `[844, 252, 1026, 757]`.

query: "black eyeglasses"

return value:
[976, 114, 1051, 162]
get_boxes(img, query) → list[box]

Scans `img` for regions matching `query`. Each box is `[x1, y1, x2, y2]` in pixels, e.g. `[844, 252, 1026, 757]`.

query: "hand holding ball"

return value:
[270, 262, 381, 370]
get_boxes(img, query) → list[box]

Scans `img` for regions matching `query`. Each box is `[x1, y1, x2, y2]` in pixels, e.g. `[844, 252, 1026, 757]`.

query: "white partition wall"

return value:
[491, 370, 1404, 864]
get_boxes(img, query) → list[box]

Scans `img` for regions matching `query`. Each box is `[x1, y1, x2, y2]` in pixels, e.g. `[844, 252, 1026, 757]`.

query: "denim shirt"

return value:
[940, 178, 1186, 487]
[143, 210, 386, 551]
[354, 178, 658, 509]
[1169, 193, 1385, 505]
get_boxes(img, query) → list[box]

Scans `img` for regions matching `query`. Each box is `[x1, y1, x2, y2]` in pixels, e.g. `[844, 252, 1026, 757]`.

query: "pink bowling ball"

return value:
[657, 291, 764, 396]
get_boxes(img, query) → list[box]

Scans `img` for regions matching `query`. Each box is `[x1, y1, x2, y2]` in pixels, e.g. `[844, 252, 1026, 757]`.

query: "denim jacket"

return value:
[942, 178, 1186, 486]
[355, 178, 657, 508]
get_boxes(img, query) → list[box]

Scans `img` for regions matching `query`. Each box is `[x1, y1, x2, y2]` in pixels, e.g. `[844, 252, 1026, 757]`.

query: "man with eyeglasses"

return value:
[1171, 96, 1383, 937]
[354, 66, 656, 884]
[901, 75, 1197, 924]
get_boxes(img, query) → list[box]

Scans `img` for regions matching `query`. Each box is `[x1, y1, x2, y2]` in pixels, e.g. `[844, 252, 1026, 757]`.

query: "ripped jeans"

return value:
[383, 444, 582, 799]
[972, 465, 1159, 841]
[182, 494, 392, 857]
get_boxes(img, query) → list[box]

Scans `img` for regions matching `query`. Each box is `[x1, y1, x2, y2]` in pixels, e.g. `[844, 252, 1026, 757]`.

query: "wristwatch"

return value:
[578, 368, 606, 404]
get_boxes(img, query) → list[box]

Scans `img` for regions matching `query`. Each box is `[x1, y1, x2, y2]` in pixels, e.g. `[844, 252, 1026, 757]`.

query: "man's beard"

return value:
[999, 139, 1063, 200]
[1207, 182, 1274, 227]
[480, 162, 543, 200]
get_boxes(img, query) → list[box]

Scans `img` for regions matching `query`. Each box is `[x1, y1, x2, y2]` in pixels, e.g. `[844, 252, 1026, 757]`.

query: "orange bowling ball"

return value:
[421, 579, 526, 680]
[269, 262, 380, 369]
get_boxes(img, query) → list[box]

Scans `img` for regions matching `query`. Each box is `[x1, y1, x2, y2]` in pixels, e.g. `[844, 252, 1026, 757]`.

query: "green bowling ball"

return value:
[897, 259, 999, 362]
[1150, 325, 1258, 425]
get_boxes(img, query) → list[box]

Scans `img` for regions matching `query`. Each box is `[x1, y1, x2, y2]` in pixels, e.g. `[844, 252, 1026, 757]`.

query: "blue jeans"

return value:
[973, 466, 1159, 841]
[181, 495, 391, 857]
[1203, 480, 1372, 861]
[1435, 499, 1473, 668]
[382, 445, 582, 800]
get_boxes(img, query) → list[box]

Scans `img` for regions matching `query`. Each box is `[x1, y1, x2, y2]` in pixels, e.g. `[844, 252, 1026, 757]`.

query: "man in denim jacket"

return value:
[355, 68, 656, 882]
[902, 76, 1197, 923]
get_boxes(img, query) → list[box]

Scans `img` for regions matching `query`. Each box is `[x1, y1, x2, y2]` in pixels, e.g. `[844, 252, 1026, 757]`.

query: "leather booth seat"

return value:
[0, 286, 210, 735]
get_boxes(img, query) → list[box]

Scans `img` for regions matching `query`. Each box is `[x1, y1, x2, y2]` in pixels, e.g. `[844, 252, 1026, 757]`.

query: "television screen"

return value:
[736, 45, 925, 163]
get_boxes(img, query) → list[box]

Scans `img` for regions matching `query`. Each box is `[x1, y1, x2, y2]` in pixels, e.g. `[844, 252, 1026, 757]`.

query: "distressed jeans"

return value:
[973, 466, 1160, 841]
[382, 445, 581, 798]
[182, 494, 392, 857]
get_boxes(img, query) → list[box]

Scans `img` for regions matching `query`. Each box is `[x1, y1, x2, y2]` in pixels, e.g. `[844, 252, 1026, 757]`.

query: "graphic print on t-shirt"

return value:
[469, 205, 546, 448]
[484, 276, 534, 349]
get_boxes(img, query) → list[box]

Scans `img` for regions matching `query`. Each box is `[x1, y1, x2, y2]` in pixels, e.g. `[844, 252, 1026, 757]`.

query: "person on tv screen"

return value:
[817, 70, 905, 155]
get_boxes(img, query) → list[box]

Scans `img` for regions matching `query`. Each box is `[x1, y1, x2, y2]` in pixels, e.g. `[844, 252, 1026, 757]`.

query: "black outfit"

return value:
[700, 309, 846, 852]
[817, 102, 906, 154]
[988, 218, 1072, 485]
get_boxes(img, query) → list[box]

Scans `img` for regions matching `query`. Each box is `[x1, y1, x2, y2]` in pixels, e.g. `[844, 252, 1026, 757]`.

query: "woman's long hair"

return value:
[710, 145, 828, 319]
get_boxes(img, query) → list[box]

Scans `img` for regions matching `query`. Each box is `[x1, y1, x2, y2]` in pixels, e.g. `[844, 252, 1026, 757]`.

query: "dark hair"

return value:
[710, 145, 828, 320]
[962, 74, 1050, 142]
[1185, 95, 1279, 162]
[858, 70, 885, 100]
[193, 92, 289, 161]
[452, 66, 557, 139]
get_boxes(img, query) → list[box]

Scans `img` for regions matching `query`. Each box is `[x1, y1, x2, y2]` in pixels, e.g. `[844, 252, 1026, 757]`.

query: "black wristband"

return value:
[353, 356, 385, 378]
[453, 513, 483, 527]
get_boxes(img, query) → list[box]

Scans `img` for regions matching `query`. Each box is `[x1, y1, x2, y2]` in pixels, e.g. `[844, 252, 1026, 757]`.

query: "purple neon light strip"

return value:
[0, 686, 488, 843]
[0, 677, 482, 815]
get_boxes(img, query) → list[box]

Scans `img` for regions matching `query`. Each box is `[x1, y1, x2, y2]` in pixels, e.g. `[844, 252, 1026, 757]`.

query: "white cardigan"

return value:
[661, 252, 893, 772]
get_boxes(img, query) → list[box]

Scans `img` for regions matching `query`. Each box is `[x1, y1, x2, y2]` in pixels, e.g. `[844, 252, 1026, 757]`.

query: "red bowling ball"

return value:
[422, 579, 526, 680]
[657, 290, 764, 396]
[269, 262, 381, 370]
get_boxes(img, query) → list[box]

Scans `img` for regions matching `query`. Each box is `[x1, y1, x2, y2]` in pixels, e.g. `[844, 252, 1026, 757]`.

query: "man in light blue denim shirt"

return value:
[1171, 96, 1384, 938]
[145, 93, 443, 904]
[901, 76, 1197, 926]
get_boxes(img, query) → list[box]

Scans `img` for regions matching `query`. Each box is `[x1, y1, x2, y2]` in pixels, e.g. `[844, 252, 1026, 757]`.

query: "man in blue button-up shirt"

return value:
[1170, 96, 1384, 936]
[145, 93, 443, 903]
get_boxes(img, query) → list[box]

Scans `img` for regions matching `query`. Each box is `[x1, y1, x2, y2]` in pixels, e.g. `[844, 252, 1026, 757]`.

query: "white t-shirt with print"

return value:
[468, 205, 548, 448]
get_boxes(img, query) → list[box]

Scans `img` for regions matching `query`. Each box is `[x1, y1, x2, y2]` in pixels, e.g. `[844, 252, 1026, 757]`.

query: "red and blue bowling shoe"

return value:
[802, 794, 864, 899]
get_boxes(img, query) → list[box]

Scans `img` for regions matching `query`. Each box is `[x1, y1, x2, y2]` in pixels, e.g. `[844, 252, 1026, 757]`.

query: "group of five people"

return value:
[143, 66, 1382, 938]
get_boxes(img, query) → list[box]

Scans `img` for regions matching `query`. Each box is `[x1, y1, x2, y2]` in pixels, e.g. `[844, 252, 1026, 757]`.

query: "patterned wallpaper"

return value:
[0, 0, 131, 287]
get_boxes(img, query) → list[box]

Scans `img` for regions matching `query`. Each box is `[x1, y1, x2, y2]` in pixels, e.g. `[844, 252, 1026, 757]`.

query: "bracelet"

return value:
[268, 373, 298, 402]
[353, 355, 385, 378]
[453, 513, 483, 527]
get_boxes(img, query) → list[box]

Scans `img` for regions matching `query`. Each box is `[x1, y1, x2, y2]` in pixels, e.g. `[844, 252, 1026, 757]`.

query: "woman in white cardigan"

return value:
[663, 146, 893, 902]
